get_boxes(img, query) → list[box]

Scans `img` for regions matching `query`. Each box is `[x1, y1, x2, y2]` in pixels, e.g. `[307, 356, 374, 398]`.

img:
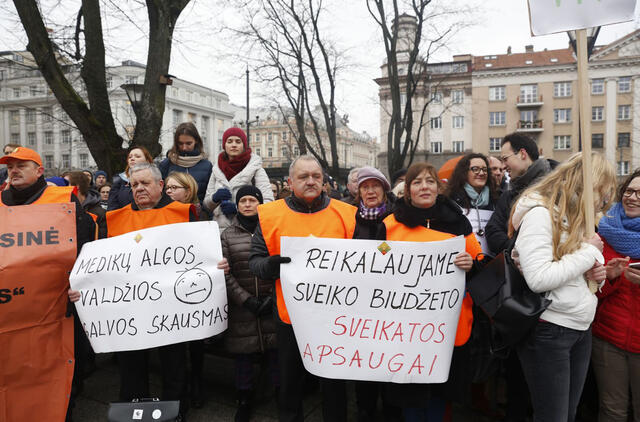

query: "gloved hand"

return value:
[243, 296, 261, 315]
[212, 188, 232, 203]
[220, 200, 237, 216]
[257, 296, 273, 317]
[266, 254, 291, 278]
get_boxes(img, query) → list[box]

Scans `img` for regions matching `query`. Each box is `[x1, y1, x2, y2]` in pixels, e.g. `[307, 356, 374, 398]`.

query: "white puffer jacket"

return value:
[203, 153, 274, 230]
[512, 194, 603, 331]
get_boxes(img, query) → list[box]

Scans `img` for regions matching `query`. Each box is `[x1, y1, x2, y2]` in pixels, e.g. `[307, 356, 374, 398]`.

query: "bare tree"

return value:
[12, 0, 190, 176]
[367, 0, 471, 176]
[222, 0, 345, 177]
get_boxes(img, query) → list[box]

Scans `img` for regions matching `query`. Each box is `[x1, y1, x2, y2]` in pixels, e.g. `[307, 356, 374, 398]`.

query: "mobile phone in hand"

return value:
[628, 262, 640, 269]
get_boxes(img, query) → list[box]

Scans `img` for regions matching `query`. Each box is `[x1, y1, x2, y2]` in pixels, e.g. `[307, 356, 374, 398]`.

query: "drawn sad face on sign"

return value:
[174, 265, 213, 304]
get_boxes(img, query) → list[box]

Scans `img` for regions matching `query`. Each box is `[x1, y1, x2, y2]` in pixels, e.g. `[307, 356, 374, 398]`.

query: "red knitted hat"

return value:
[222, 127, 248, 149]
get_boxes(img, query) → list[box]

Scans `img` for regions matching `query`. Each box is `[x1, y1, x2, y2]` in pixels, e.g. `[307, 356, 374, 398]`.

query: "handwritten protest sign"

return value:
[528, 0, 636, 36]
[280, 236, 465, 383]
[463, 209, 493, 254]
[70, 221, 227, 353]
[0, 203, 76, 422]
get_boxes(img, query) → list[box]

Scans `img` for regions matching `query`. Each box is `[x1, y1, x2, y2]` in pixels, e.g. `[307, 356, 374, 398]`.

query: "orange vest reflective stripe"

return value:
[258, 198, 357, 324]
[105, 201, 191, 237]
[0, 185, 75, 207]
[383, 213, 482, 346]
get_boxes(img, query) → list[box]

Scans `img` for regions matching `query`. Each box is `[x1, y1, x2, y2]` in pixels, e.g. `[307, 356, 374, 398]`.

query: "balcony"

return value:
[516, 120, 543, 133]
[516, 95, 544, 107]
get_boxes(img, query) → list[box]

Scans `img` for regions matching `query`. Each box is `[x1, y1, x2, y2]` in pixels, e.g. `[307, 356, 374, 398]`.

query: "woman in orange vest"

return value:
[381, 161, 482, 422]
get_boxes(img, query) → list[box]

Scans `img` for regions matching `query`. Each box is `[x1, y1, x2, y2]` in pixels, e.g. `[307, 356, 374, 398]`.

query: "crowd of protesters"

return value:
[3, 125, 640, 422]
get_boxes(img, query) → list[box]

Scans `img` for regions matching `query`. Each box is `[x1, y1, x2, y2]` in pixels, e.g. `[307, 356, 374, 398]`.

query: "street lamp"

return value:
[567, 26, 601, 58]
[120, 83, 144, 114]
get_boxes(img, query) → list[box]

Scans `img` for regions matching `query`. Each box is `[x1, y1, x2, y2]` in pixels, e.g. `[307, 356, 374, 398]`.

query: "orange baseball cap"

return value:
[0, 146, 43, 167]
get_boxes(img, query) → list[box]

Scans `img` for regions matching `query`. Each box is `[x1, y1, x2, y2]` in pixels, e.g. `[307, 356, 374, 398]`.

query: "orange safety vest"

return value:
[105, 201, 192, 237]
[0, 185, 75, 207]
[258, 198, 357, 324]
[383, 213, 482, 346]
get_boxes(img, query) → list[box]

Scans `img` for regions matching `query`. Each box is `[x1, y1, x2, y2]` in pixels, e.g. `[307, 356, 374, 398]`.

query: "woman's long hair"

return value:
[445, 153, 497, 208]
[171, 122, 205, 156]
[509, 152, 616, 260]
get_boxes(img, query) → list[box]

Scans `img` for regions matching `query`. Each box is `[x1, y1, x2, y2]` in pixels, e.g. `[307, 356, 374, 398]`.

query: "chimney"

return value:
[525, 45, 534, 53]
[507, 46, 512, 55]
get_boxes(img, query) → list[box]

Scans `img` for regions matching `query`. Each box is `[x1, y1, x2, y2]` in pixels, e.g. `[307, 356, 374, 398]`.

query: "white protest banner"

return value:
[463, 209, 493, 254]
[70, 221, 227, 353]
[528, 0, 636, 36]
[280, 236, 465, 383]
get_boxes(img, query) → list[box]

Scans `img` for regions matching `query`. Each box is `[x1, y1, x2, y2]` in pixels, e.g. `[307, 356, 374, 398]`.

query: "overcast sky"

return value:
[0, 1, 638, 141]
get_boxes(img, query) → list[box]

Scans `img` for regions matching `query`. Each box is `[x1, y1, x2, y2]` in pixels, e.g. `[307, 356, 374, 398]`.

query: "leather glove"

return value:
[257, 296, 273, 317]
[243, 296, 260, 315]
[212, 188, 232, 203]
[266, 254, 291, 278]
[220, 200, 237, 216]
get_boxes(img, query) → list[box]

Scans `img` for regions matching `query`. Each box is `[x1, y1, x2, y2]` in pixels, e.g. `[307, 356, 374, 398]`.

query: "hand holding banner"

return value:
[70, 221, 228, 353]
[280, 236, 466, 384]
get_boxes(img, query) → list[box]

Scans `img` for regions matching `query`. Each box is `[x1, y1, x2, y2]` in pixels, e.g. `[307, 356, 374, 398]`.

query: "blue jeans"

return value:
[517, 321, 592, 422]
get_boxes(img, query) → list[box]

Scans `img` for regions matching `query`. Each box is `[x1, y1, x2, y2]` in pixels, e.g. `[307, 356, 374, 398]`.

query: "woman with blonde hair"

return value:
[509, 152, 617, 422]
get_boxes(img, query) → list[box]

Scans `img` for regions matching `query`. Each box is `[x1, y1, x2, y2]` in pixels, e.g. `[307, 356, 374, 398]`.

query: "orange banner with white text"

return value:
[0, 203, 77, 422]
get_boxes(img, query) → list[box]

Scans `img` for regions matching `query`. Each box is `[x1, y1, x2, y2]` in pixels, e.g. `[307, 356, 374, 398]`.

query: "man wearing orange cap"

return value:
[0, 147, 95, 421]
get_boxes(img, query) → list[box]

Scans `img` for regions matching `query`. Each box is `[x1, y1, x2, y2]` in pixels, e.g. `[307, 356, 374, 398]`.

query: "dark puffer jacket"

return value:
[158, 150, 213, 203]
[221, 217, 277, 354]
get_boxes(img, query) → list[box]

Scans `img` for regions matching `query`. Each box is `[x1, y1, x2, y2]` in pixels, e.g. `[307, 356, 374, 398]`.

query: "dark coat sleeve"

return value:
[249, 222, 278, 280]
[158, 158, 170, 179]
[221, 229, 252, 306]
[72, 194, 96, 255]
[484, 191, 512, 255]
[107, 176, 132, 211]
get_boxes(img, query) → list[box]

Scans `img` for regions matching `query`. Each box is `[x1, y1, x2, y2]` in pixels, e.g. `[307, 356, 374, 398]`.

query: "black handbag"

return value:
[468, 230, 551, 351]
[107, 398, 180, 422]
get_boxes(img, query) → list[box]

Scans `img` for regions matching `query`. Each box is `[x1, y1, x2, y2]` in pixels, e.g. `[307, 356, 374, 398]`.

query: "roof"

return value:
[473, 47, 575, 71]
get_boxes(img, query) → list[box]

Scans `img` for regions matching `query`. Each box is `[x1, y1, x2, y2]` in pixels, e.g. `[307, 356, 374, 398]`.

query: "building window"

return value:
[430, 141, 442, 154]
[61, 130, 71, 144]
[29, 85, 39, 96]
[431, 92, 442, 103]
[452, 141, 464, 153]
[44, 131, 53, 145]
[10, 133, 20, 144]
[592, 106, 604, 121]
[42, 107, 53, 122]
[294, 146, 299, 155]
[489, 86, 505, 101]
[27, 132, 36, 146]
[489, 137, 503, 152]
[173, 110, 183, 127]
[452, 90, 464, 104]
[255, 147, 261, 156]
[26, 108, 36, 123]
[9, 110, 19, 124]
[618, 76, 631, 93]
[592, 134, 604, 149]
[281, 146, 288, 157]
[591, 78, 605, 95]
[520, 84, 538, 103]
[618, 105, 631, 120]
[489, 111, 506, 126]
[125, 75, 137, 84]
[618, 161, 630, 176]
[452, 116, 464, 129]
[554, 81, 572, 97]
[267, 147, 273, 157]
[520, 110, 538, 122]
[13, 88, 21, 98]
[554, 135, 571, 150]
[553, 108, 572, 123]
[282, 132, 288, 141]
[268, 132, 273, 142]
[618, 132, 631, 148]
[79, 153, 89, 168]
[430, 117, 442, 129]
[62, 154, 70, 169]
[44, 154, 54, 169]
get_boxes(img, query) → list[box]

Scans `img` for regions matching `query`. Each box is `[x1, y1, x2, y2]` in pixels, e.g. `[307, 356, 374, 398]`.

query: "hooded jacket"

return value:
[512, 193, 603, 331]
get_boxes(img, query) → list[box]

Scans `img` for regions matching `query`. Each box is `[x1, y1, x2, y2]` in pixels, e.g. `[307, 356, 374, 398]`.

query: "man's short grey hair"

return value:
[130, 162, 162, 182]
[289, 155, 322, 178]
[347, 167, 360, 183]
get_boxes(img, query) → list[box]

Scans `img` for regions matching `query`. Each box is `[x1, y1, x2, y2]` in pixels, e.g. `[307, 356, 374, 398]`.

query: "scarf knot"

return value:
[463, 183, 489, 208]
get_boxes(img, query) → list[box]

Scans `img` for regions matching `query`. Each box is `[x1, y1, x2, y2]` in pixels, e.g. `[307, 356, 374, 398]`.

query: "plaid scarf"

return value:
[359, 201, 387, 220]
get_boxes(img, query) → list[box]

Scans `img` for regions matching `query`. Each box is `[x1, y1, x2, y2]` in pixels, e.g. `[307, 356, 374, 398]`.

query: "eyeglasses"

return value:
[499, 153, 515, 163]
[469, 166, 488, 175]
[165, 185, 186, 192]
[623, 188, 640, 200]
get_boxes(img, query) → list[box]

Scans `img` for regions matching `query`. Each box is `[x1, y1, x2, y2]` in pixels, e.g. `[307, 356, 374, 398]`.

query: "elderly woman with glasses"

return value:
[592, 168, 640, 422]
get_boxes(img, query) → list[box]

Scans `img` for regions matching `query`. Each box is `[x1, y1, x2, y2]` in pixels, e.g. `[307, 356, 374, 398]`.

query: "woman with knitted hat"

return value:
[204, 127, 273, 230]
[159, 122, 213, 205]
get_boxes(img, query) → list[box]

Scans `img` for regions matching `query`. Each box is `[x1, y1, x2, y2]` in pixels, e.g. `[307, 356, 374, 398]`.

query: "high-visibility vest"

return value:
[258, 198, 357, 324]
[0, 185, 75, 207]
[383, 213, 482, 346]
[105, 200, 192, 237]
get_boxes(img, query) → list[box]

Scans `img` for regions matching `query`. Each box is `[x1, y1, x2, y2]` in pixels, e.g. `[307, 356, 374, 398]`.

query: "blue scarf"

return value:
[598, 202, 640, 259]
[463, 183, 489, 208]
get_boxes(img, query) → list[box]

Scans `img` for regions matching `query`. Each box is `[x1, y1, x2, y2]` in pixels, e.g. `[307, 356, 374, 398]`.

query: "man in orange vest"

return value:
[0, 147, 95, 422]
[249, 155, 357, 422]
[70, 162, 196, 419]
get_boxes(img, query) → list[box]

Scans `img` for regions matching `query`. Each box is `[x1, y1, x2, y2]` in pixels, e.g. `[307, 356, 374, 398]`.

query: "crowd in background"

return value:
[3, 123, 640, 422]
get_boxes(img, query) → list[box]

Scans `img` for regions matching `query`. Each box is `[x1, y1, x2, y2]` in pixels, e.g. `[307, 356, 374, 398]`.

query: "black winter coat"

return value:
[222, 217, 277, 354]
[107, 173, 133, 211]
